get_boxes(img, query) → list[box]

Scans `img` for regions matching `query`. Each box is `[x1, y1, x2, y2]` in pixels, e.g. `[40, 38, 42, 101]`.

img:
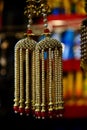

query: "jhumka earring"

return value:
[34, 0, 64, 119]
[13, 0, 37, 116]
[13, 0, 64, 119]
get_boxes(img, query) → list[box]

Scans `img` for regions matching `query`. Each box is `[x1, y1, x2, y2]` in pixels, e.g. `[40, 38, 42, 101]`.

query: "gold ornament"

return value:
[34, 1, 64, 119]
[35, 36, 64, 119]
[13, 0, 64, 119]
[13, 0, 37, 116]
[80, 18, 87, 71]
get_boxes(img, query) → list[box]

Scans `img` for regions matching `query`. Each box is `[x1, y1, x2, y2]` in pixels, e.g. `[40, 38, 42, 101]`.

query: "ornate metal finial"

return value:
[24, 0, 50, 17]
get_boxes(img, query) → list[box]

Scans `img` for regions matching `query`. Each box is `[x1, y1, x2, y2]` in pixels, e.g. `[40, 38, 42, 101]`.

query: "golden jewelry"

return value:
[13, 0, 64, 119]
[80, 18, 87, 71]
[13, 0, 37, 116]
[34, 0, 64, 119]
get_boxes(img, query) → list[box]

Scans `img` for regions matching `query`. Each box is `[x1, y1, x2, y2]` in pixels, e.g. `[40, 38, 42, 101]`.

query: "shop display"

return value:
[61, 29, 75, 60]
[73, 31, 81, 60]
[48, 0, 86, 14]
[83, 72, 87, 98]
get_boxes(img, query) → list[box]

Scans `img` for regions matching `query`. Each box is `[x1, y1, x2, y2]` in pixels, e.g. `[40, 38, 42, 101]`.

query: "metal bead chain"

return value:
[58, 48, 64, 109]
[27, 13, 32, 30]
[41, 49, 46, 113]
[35, 50, 41, 112]
[19, 49, 24, 110]
[48, 48, 53, 111]
[41, 2, 48, 28]
[46, 51, 49, 107]
[43, 13, 48, 29]
[54, 48, 58, 110]
[25, 49, 30, 110]
[32, 50, 36, 111]
[14, 49, 20, 108]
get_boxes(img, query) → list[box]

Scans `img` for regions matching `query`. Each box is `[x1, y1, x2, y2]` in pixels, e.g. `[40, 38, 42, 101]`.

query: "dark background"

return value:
[2, 0, 26, 26]
[0, 0, 87, 129]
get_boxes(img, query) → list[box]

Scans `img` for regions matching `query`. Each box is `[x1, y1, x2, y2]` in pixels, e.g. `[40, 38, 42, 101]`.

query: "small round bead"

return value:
[43, 13, 47, 17]
[44, 23, 48, 28]
[44, 28, 50, 33]
[19, 107, 25, 115]
[13, 106, 19, 113]
[27, 29, 32, 34]
[41, 111, 47, 119]
[28, 14, 31, 18]
[43, 18, 47, 22]
[25, 108, 30, 116]
[27, 24, 31, 28]
[28, 19, 32, 24]
[48, 110, 53, 118]
[35, 111, 41, 119]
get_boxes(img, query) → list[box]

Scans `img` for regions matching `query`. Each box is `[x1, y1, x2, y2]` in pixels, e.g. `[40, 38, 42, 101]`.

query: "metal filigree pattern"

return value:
[24, 0, 50, 17]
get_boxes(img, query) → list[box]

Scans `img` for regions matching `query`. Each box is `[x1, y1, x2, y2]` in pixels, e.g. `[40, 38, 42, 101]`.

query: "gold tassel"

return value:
[34, 0, 64, 119]
[13, 38, 37, 115]
[13, 0, 64, 119]
[35, 36, 64, 119]
[13, 0, 38, 115]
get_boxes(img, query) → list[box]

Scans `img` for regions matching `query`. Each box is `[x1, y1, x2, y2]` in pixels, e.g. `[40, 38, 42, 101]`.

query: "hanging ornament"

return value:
[80, 0, 87, 71]
[13, 0, 64, 119]
[13, 0, 37, 116]
[80, 18, 87, 71]
[34, 1, 64, 119]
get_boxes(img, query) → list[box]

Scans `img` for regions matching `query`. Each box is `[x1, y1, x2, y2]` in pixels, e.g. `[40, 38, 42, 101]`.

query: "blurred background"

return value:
[0, 0, 87, 129]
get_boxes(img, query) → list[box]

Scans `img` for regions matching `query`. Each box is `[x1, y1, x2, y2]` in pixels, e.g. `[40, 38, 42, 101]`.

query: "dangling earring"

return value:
[34, 0, 64, 119]
[13, 0, 37, 116]
[13, 0, 64, 119]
